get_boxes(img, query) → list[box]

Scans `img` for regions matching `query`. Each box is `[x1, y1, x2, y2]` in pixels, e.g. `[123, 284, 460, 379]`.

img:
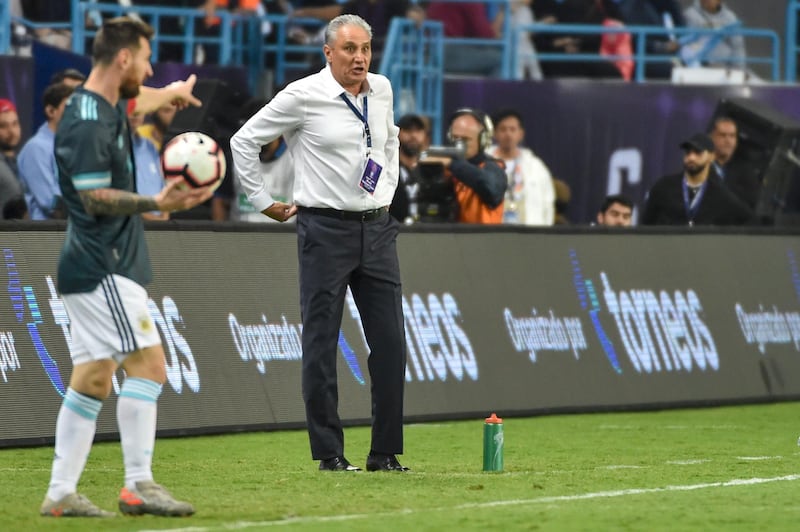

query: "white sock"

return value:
[46, 388, 102, 502]
[117, 377, 162, 490]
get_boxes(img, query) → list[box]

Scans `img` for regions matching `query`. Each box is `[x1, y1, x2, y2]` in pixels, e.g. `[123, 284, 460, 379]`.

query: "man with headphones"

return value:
[422, 109, 507, 223]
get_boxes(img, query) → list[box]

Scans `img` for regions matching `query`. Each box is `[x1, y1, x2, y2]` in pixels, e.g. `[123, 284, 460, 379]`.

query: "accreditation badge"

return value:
[359, 158, 383, 195]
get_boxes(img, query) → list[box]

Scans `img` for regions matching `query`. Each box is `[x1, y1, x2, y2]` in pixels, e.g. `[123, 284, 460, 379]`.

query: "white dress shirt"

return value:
[230, 64, 400, 212]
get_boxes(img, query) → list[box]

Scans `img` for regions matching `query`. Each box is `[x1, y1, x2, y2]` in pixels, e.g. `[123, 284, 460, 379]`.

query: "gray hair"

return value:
[325, 14, 372, 46]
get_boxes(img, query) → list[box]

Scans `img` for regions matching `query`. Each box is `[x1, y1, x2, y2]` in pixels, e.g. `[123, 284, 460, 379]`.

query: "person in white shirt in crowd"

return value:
[486, 108, 555, 225]
[230, 14, 408, 473]
[683, 0, 746, 68]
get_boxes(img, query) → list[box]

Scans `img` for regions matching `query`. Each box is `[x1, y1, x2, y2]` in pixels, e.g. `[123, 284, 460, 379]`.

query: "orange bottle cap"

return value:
[485, 413, 503, 424]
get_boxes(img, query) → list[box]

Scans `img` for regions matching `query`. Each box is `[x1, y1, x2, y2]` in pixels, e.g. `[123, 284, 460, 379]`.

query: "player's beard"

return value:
[119, 71, 142, 100]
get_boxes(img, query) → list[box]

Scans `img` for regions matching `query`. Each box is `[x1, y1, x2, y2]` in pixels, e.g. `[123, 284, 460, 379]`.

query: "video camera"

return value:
[409, 140, 466, 223]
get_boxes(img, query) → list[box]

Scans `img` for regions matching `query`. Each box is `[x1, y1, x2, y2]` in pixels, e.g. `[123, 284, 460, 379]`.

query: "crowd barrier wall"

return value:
[1, 222, 799, 447]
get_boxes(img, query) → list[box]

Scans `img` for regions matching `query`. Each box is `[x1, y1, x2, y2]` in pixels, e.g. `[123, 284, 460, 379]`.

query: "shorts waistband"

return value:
[298, 206, 389, 222]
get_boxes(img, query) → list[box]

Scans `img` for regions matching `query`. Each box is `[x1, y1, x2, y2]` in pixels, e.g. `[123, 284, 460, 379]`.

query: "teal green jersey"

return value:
[55, 87, 152, 294]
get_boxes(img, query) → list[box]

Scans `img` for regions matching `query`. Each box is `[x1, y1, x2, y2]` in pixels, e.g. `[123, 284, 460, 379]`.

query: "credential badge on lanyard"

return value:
[341, 93, 383, 195]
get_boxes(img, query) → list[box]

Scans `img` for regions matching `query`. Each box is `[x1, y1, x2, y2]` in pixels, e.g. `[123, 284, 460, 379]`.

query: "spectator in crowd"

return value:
[197, 0, 262, 64]
[289, 0, 423, 63]
[492, 0, 543, 80]
[137, 103, 177, 151]
[9, 0, 32, 56]
[641, 133, 753, 226]
[422, 109, 507, 223]
[614, 0, 685, 79]
[0, 98, 24, 220]
[708, 116, 760, 210]
[50, 68, 87, 88]
[486, 109, 554, 225]
[18, 83, 74, 220]
[133, 0, 194, 63]
[390, 113, 427, 224]
[683, 0, 746, 69]
[278, 0, 335, 44]
[129, 112, 169, 220]
[213, 97, 295, 222]
[426, 2, 503, 77]
[532, 0, 625, 79]
[20, 0, 71, 49]
[596, 194, 634, 226]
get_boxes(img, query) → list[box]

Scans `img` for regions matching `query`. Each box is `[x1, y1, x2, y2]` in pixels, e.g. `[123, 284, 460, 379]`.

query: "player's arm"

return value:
[79, 180, 213, 216]
[133, 75, 202, 116]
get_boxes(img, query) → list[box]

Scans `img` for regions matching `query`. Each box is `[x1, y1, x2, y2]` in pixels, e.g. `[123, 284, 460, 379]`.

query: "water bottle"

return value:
[483, 413, 504, 472]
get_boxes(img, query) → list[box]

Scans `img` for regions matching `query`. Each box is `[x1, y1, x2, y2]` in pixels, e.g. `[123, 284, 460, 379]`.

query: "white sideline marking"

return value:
[736, 456, 782, 461]
[666, 459, 711, 465]
[138, 474, 800, 532]
[599, 425, 740, 430]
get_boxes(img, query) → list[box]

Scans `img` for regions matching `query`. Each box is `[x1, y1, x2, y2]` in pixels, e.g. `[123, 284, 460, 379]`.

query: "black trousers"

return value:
[296, 209, 406, 460]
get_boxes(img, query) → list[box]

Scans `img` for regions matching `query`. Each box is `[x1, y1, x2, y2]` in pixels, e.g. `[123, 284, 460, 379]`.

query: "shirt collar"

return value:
[321, 63, 373, 99]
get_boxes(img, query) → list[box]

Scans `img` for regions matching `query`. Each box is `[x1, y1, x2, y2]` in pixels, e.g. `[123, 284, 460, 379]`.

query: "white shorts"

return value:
[62, 274, 162, 365]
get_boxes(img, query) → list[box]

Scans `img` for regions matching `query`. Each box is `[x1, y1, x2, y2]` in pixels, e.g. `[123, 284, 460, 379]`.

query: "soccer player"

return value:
[40, 17, 214, 518]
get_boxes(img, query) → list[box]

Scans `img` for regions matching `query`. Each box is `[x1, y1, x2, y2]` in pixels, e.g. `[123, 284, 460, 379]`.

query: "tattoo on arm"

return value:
[79, 189, 159, 216]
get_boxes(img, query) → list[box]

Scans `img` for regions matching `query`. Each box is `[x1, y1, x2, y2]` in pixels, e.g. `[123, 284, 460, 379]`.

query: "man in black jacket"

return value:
[709, 116, 760, 210]
[641, 133, 753, 226]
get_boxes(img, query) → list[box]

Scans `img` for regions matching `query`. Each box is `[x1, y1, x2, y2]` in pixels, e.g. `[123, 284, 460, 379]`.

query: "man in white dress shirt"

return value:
[230, 14, 408, 473]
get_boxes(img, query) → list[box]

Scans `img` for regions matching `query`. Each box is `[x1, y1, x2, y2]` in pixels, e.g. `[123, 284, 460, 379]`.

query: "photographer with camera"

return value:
[421, 109, 507, 224]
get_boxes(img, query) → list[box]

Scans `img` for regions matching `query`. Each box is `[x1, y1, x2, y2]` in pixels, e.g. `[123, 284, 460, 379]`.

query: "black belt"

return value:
[299, 206, 389, 222]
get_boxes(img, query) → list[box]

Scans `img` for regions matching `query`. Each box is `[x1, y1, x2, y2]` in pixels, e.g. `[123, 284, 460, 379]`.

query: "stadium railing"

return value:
[379, 18, 444, 144]
[67, 2, 327, 90]
[0, 2, 8, 55]
[417, 0, 515, 79]
[512, 23, 781, 83]
[70, 1, 235, 65]
[787, 0, 800, 81]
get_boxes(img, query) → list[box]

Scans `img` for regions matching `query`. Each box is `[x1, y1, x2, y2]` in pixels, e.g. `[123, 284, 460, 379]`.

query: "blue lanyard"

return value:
[682, 178, 708, 224]
[339, 93, 371, 151]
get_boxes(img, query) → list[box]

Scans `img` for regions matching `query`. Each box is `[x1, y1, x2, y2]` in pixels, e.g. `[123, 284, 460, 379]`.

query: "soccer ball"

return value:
[161, 131, 226, 191]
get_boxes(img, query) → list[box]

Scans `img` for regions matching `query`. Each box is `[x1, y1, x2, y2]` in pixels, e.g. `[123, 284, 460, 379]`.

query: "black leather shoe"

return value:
[319, 456, 362, 471]
[365, 453, 410, 472]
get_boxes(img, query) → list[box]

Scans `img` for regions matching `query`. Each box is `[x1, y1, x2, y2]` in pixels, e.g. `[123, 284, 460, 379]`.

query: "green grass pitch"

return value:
[2, 402, 800, 531]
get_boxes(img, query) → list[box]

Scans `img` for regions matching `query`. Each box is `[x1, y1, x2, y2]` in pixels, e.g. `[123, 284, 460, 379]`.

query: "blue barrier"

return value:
[0, 2, 8, 56]
[788, 0, 800, 81]
[420, 0, 514, 79]
[70, 1, 235, 65]
[66, 2, 327, 90]
[380, 18, 444, 143]
[1, 2, 788, 98]
[512, 23, 780, 83]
